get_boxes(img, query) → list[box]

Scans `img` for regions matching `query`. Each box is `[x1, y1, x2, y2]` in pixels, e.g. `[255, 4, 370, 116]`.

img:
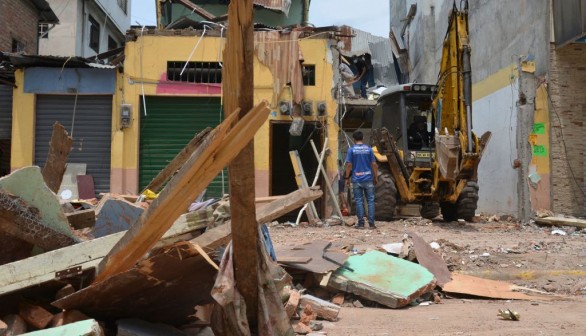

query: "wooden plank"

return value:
[275, 240, 348, 274]
[42, 122, 73, 194]
[142, 127, 211, 194]
[310, 140, 343, 219]
[289, 150, 319, 222]
[443, 273, 554, 301]
[407, 231, 452, 287]
[94, 102, 269, 282]
[65, 209, 96, 230]
[223, 0, 258, 329]
[173, 0, 216, 20]
[535, 216, 586, 229]
[189, 187, 323, 255]
[76, 175, 95, 200]
[277, 256, 312, 264]
[0, 207, 212, 295]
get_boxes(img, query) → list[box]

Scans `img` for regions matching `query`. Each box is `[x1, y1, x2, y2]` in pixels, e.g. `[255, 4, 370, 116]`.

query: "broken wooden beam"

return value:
[535, 216, 586, 229]
[223, 0, 258, 328]
[94, 101, 270, 282]
[0, 191, 78, 250]
[0, 205, 212, 295]
[189, 187, 323, 255]
[142, 127, 212, 194]
[42, 122, 73, 194]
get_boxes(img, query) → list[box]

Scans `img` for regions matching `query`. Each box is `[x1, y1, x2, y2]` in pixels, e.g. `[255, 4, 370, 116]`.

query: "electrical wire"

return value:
[180, 25, 210, 77]
[139, 24, 147, 116]
[546, 88, 586, 200]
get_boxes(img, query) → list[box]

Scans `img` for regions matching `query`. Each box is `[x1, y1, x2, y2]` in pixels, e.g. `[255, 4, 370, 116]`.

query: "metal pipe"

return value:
[462, 47, 473, 152]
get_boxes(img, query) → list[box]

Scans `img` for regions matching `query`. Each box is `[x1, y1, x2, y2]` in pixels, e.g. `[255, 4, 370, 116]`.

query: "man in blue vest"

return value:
[344, 131, 378, 229]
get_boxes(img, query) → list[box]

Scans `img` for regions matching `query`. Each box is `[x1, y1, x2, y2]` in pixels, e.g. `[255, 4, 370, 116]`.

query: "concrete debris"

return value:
[22, 319, 104, 336]
[327, 251, 436, 309]
[92, 195, 145, 238]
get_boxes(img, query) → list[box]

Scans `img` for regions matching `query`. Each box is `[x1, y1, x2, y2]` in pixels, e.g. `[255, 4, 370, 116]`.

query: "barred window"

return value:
[167, 61, 223, 84]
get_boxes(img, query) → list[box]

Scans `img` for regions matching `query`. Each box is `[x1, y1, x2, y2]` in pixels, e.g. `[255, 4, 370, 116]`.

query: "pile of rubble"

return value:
[0, 121, 566, 336]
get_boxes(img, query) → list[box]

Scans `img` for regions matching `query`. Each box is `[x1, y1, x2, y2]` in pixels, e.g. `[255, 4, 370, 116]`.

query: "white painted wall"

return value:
[39, 0, 80, 56]
[95, 0, 131, 34]
[39, 0, 130, 57]
[473, 83, 519, 215]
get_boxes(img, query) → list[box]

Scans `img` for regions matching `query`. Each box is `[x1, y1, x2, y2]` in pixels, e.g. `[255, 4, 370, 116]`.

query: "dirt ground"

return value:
[268, 217, 586, 335]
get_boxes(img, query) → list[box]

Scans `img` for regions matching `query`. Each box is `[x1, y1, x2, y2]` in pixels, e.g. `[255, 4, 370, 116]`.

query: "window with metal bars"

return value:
[302, 64, 316, 86]
[167, 61, 223, 84]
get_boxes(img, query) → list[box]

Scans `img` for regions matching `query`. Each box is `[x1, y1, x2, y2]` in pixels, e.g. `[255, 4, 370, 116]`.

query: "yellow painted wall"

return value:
[472, 62, 517, 102]
[117, 34, 338, 202]
[10, 69, 35, 170]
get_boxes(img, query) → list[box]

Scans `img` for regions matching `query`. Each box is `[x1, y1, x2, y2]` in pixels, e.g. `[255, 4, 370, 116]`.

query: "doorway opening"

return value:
[271, 121, 324, 222]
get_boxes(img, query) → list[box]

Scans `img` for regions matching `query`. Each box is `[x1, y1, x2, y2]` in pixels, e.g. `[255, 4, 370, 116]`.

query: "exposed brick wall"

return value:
[0, 0, 40, 54]
[548, 44, 586, 216]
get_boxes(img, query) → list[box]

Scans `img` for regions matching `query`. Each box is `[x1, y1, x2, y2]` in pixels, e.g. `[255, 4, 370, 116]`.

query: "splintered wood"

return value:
[222, 0, 259, 327]
[94, 101, 270, 283]
[42, 122, 73, 193]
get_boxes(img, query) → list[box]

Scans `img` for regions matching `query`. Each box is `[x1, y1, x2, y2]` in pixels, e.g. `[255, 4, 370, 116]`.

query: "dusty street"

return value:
[269, 218, 586, 335]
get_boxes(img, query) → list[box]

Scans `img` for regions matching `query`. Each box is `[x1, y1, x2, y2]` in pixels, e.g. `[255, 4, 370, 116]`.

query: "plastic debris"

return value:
[497, 308, 520, 321]
[551, 229, 567, 236]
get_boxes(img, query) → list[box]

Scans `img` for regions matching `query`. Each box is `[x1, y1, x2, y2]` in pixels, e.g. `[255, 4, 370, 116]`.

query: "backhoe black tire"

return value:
[440, 181, 479, 222]
[440, 202, 457, 222]
[456, 181, 479, 221]
[420, 202, 440, 219]
[374, 165, 397, 221]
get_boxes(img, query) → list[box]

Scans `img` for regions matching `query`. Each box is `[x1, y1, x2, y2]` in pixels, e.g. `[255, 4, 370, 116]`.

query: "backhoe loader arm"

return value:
[433, 0, 473, 153]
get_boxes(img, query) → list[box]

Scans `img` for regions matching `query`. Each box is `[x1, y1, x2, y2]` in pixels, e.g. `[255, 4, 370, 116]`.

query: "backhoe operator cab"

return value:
[372, 84, 437, 164]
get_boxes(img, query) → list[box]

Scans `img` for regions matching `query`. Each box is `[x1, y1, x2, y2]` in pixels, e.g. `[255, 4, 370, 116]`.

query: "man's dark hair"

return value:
[352, 131, 364, 141]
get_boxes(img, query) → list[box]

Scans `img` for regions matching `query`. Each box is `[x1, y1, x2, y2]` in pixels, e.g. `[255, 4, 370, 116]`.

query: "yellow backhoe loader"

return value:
[369, 0, 491, 221]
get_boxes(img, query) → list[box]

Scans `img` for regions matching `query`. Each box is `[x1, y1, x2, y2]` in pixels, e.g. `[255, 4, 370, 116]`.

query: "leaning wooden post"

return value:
[223, 0, 259, 330]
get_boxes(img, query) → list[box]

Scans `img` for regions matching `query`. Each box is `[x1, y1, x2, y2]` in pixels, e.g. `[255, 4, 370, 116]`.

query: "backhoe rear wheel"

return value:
[440, 181, 479, 222]
[420, 202, 440, 219]
[374, 165, 397, 221]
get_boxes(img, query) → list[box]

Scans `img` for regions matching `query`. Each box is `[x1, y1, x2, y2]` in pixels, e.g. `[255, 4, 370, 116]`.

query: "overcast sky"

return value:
[131, 0, 390, 37]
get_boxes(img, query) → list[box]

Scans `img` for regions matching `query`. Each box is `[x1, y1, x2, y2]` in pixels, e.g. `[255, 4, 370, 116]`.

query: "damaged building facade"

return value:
[391, 0, 586, 219]
[7, 0, 394, 218]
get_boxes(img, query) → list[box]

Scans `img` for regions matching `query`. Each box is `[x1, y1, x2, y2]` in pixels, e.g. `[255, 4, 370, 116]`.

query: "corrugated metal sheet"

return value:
[343, 27, 399, 87]
[255, 30, 305, 105]
[35, 95, 112, 196]
[254, 0, 292, 15]
[0, 85, 12, 139]
[553, 0, 586, 46]
[139, 96, 228, 199]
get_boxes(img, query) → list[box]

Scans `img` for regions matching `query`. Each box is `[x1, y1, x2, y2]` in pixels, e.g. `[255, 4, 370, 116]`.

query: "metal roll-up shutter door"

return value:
[35, 95, 112, 195]
[139, 96, 227, 199]
[0, 85, 13, 177]
[0, 85, 12, 139]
